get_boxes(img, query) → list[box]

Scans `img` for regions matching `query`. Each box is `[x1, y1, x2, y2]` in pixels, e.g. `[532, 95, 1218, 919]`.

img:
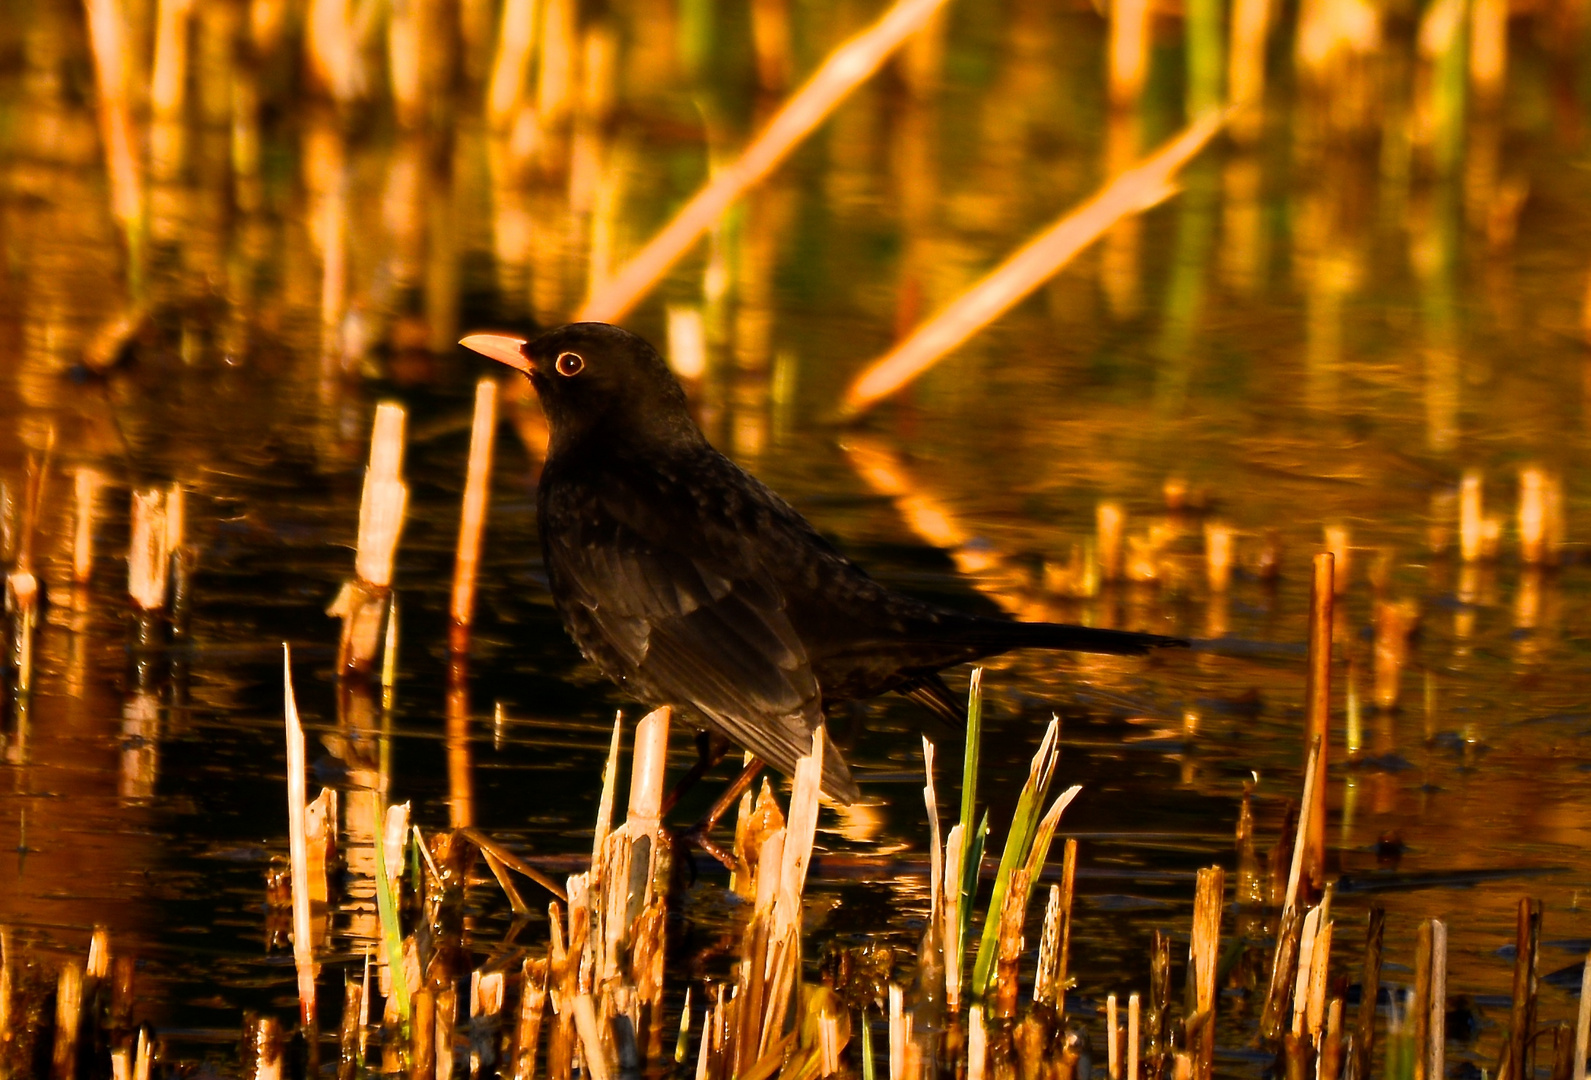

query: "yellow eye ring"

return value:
[555, 351, 585, 377]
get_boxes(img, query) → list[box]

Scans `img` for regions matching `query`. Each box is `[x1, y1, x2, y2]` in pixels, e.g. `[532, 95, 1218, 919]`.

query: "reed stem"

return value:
[451, 379, 498, 642]
[1303, 554, 1333, 890]
[50, 962, 82, 1080]
[72, 470, 100, 584]
[1189, 866, 1224, 1080]
[1128, 992, 1141, 1080]
[1347, 905, 1384, 1080]
[1426, 920, 1447, 1080]
[1575, 946, 1591, 1080]
[357, 403, 409, 591]
[1504, 898, 1541, 1080]
[282, 647, 319, 1026]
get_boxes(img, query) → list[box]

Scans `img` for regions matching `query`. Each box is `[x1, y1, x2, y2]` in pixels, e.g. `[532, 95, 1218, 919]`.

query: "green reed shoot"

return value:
[954, 670, 989, 998]
[374, 821, 410, 1025]
[861, 1005, 875, 1080]
[971, 717, 1063, 1000]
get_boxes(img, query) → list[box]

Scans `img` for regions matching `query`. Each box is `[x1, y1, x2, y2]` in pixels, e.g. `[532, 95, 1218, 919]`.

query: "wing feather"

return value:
[542, 468, 858, 801]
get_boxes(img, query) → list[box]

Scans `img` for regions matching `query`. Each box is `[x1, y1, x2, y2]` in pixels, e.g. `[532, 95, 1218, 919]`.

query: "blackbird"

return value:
[461, 323, 1186, 804]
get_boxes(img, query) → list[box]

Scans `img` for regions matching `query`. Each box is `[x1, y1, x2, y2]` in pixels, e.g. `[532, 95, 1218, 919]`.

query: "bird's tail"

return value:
[948, 617, 1188, 657]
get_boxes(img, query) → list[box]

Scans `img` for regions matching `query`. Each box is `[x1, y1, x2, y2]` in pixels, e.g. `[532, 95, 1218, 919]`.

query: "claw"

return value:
[674, 827, 738, 871]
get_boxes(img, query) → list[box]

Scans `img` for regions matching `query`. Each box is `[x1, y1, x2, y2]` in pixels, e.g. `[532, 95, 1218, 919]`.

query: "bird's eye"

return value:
[555, 351, 585, 377]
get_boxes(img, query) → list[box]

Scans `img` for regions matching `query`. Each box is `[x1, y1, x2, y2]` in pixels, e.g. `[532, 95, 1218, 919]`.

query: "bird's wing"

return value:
[542, 466, 859, 802]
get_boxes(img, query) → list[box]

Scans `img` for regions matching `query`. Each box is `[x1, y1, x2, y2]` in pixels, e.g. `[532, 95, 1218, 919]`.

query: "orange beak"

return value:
[459, 333, 531, 374]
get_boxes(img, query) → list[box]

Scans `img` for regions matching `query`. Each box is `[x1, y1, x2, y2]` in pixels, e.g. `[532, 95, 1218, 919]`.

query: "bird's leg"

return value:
[660, 730, 731, 816]
[698, 756, 765, 835]
[677, 756, 765, 871]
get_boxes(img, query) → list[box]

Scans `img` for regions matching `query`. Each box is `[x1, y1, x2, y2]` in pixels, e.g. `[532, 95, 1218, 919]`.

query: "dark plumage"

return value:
[461, 322, 1186, 803]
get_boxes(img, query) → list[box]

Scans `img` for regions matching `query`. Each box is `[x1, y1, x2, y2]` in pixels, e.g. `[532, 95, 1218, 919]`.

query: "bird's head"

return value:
[461, 322, 699, 454]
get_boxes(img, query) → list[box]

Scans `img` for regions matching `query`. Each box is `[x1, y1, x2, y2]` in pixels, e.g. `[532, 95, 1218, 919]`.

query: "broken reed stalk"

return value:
[1503, 898, 1541, 1080]
[1107, 993, 1121, 1080]
[1189, 866, 1224, 1080]
[1056, 840, 1077, 998]
[1460, 471, 1483, 562]
[1322, 998, 1344, 1080]
[1259, 736, 1322, 1042]
[1347, 905, 1385, 1080]
[73, 469, 100, 583]
[592, 712, 623, 869]
[1426, 920, 1447, 1080]
[339, 974, 363, 1075]
[1572, 945, 1591, 1080]
[357, 403, 408, 589]
[1303, 552, 1333, 891]
[282, 646, 318, 1027]
[967, 1006, 987, 1080]
[450, 379, 498, 650]
[5, 569, 38, 698]
[888, 984, 908, 1080]
[840, 112, 1224, 418]
[922, 736, 944, 976]
[577, 0, 953, 323]
[1412, 919, 1433, 1080]
[51, 961, 82, 1079]
[1128, 993, 1141, 1080]
[992, 867, 1031, 1019]
[1205, 521, 1233, 593]
[1098, 502, 1125, 584]
[681, 728, 829, 1080]
[128, 490, 171, 615]
[1372, 599, 1418, 710]
[665, 306, 709, 381]
[335, 403, 408, 674]
[1034, 874, 1072, 1012]
[1302, 892, 1334, 1042]
[1145, 930, 1171, 1069]
[167, 484, 195, 640]
[438, 981, 462, 1080]
[1517, 467, 1564, 567]
[1, 932, 12, 1063]
[515, 957, 550, 1078]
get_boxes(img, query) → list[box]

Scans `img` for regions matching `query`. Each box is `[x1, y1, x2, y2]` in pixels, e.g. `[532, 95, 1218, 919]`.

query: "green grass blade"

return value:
[958, 809, 988, 969]
[861, 1005, 875, 1080]
[373, 822, 410, 1025]
[958, 668, 983, 843]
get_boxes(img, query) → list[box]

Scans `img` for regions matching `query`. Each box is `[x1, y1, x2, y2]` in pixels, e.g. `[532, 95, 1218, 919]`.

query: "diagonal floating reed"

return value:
[575, 0, 953, 323]
[840, 112, 1226, 419]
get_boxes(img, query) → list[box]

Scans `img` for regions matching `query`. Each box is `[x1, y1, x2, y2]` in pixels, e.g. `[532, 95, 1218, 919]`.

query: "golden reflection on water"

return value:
[2, 0, 1591, 1064]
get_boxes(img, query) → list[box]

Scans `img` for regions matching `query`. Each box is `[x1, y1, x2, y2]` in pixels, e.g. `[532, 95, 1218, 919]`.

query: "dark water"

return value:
[3, 0, 1591, 1072]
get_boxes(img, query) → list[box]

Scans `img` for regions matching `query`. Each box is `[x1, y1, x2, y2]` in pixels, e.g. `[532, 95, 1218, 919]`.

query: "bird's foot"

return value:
[672, 826, 737, 871]
[667, 756, 766, 873]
